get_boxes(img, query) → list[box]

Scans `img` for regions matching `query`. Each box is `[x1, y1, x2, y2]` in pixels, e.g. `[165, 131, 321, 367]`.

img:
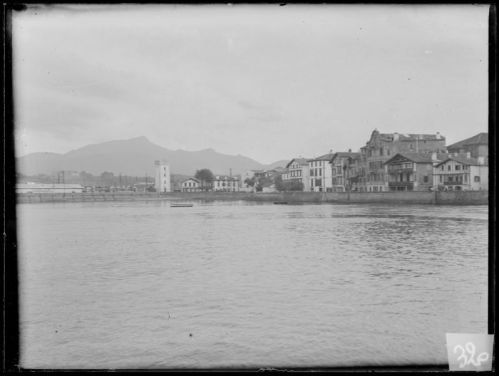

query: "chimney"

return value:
[348, 148, 352, 152]
[436, 131, 441, 139]
[393, 132, 399, 141]
[431, 152, 437, 161]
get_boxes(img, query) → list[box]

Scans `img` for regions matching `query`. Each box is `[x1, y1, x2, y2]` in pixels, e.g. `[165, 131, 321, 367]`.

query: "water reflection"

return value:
[17, 201, 488, 368]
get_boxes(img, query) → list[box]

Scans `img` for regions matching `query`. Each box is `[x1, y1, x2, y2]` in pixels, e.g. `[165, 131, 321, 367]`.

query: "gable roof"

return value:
[309, 152, 335, 162]
[447, 132, 488, 149]
[385, 152, 454, 165]
[368, 129, 445, 144]
[286, 158, 309, 168]
[330, 152, 361, 163]
[435, 155, 482, 167]
[182, 177, 200, 184]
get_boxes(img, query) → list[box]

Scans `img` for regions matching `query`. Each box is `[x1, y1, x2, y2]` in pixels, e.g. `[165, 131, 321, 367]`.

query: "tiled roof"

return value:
[310, 153, 335, 161]
[378, 133, 445, 142]
[447, 132, 488, 149]
[384, 152, 450, 164]
[435, 155, 482, 167]
[286, 158, 309, 168]
[182, 177, 200, 183]
[330, 152, 361, 162]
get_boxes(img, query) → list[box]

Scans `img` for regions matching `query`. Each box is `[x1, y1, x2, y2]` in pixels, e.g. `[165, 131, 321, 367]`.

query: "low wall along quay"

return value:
[17, 190, 488, 205]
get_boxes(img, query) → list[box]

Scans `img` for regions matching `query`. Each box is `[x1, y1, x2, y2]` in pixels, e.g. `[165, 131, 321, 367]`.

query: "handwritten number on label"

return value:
[453, 342, 489, 368]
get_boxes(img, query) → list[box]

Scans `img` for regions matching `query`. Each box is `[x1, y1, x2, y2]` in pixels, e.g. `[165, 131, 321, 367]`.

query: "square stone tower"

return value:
[154, 160, 171, 193]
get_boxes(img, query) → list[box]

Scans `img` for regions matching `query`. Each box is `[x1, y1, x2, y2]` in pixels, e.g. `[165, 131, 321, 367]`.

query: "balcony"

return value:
[388, 181, 414, 188]
[444, 180, 464, 185]
[387, 166, 414, 174]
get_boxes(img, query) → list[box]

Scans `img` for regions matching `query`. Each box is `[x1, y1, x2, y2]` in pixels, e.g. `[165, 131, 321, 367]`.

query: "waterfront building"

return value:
[360, 129, 446, 192]
[384, 152, 448, 191]
[433, 153, 488, 191]
[154, 160, 171, 193]
[16, 183, 84, 194]
[345, 153, 366, 192]
[308, 152, 334, 192]
[212, 175, 240, 192]
[283, 158, 311, 191]
[330, 151, 360, 192]
[181, 178, 202, 192]
[447, 132, 488, 160]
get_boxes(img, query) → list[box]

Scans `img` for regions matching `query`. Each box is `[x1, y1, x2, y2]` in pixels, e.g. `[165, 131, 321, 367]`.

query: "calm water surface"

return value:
[17, 201, 488, 368]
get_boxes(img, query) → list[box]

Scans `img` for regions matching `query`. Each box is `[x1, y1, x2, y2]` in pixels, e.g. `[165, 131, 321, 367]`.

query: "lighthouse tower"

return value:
[154, 160, 171, 193]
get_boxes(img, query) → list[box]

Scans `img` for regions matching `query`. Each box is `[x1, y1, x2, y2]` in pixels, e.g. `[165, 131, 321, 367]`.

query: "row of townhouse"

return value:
[181, 175, 241, 192]
[280, 130, 488, 192]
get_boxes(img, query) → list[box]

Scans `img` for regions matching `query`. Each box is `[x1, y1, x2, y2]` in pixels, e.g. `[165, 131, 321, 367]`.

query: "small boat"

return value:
[170, 203, 194, 207]
[273, 201, 288, 205]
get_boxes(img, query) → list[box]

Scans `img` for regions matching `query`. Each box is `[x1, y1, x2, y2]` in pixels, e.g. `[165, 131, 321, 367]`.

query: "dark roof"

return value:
[435, 155, 482, 167]
[372, 131, 445, 143]
[330, 152, 361, 163]
[286, 158, 309, 168]
[310, 152, 335, 161]
[384, 152, 450, 165]
[182, 177, 200, 183]
[447, 132, 488, 149]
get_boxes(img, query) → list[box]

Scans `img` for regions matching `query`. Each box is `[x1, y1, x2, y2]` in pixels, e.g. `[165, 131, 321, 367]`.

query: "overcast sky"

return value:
[13, 4, 488, 164]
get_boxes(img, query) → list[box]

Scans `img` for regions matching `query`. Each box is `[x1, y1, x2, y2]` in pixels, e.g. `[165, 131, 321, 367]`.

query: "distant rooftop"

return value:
[286, 158, 309, 168]
[447, 132, 488, 149]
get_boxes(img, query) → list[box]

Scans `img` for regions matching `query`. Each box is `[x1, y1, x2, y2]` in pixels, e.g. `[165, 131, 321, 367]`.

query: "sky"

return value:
[12, 4, 489, 164]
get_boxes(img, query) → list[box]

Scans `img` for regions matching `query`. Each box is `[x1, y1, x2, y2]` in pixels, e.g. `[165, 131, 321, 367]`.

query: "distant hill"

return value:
[16, 136, 287, 177]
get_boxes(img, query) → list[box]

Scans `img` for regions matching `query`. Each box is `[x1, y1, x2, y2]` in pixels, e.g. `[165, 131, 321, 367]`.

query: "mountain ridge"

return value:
[17, 137, 288, 177]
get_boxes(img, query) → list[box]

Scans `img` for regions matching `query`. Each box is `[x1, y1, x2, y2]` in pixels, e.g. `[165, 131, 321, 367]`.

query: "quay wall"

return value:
[16, 190, 488, 205]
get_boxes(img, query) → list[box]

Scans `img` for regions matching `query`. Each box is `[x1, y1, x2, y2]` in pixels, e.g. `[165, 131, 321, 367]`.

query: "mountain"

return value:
[16, 136, 287, 177]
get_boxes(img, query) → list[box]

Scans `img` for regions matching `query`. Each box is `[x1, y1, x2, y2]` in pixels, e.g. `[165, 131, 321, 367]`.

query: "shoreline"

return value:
[16, 190, 488, 205]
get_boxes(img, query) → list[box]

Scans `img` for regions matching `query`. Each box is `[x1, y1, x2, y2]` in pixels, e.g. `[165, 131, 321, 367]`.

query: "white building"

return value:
[181, 178, 202, 192]
[282, 158, 310, 191]
[433, 154, 488, 191]
[154, 160, 171, 193]
[213, 175, 240, 192]
[308, 152, 335, 192]
[16, 183, 84, 194]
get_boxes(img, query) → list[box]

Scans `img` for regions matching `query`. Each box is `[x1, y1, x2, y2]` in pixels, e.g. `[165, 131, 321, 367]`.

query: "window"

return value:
[474, 176, 480, 182]
[440, 175, 443, 183]
[455, 165, 461, 171]
[448, 165, 451, 171]
[423, 176, 429, 183]
[441, 166, 444, 171]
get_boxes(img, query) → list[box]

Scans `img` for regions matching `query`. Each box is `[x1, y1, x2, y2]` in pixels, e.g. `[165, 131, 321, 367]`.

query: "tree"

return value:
[275, 175, 304, 192]
[194, 169, 215, 191]
[244, 177, 256, 187]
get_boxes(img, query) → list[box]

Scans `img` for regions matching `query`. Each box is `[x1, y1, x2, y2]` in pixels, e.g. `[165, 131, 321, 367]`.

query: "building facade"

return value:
[282, 158, 311, 191]
[447, 132, 488, 160]
[308, 153, 334, 192]
[181, 178, 202, 192]
[154, 160, 171, 193]
[433, 154, 488, 191]
[212, 175, 240, 192]
[361, 129, 446, 192]
[383, 153, 445, 191]
[330, 152, 360, 192]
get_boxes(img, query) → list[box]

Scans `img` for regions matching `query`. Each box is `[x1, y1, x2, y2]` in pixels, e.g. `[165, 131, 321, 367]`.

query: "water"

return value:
[17, 201, 488, 369]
